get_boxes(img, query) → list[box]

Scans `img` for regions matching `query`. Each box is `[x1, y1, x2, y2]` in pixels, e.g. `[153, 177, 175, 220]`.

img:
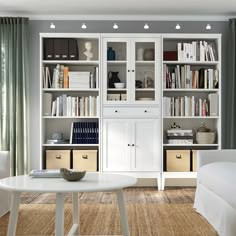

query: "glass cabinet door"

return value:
[132, 39, 158, 104]
[103, 39, 130, 104]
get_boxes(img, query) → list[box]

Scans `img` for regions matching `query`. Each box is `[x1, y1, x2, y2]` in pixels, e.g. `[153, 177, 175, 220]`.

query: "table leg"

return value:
[116, 189, 130, 236]
[7, 191, 21, 236]
[55, 193, 65, 236]
[72, 192, 79, 235]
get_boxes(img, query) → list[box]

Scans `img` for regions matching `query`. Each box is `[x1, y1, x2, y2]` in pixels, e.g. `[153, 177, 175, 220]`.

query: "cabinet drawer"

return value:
[103, 107, 159, 117]
[73, 150, 98, 172]
[166, 150, 190, 172]
[46, 150, 70, 169]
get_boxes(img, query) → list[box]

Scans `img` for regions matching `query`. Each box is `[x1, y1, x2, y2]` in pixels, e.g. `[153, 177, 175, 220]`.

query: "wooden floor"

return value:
[20, 187, 196, 204]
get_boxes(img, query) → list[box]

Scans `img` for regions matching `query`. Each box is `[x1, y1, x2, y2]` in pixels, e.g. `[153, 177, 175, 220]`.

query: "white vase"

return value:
[137, 48, 144, 61]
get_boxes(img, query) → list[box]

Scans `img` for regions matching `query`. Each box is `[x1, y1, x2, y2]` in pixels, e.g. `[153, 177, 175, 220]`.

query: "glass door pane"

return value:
[106, 41, 128, 103]
[134, 41, 156, 102]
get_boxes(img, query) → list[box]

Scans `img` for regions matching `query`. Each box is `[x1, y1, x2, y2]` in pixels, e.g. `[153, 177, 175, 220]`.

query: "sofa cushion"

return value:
[198, 162, 236, 210]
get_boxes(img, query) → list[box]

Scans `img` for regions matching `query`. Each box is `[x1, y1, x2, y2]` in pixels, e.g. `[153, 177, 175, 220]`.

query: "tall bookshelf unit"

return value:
[39, 33, 101, 171]
[161, 34, 221, 189]
[39, 33, 221, 190]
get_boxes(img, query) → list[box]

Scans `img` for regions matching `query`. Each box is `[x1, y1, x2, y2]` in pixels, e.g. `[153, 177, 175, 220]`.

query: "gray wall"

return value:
[29, 20, 229, 169]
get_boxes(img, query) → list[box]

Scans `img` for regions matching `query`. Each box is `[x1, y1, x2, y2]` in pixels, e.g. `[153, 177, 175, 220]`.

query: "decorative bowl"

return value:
[60, 168, 86, 181]
[114, 83, 125, 89]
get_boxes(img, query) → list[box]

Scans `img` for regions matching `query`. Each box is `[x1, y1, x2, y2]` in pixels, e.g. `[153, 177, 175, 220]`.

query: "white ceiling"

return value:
[0, 0, 235, 20]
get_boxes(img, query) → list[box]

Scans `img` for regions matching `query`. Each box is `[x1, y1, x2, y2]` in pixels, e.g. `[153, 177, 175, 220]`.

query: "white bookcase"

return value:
[161, 34, 221, 190]
[39, 33, 101, 170]
[39, 33, 221, 190]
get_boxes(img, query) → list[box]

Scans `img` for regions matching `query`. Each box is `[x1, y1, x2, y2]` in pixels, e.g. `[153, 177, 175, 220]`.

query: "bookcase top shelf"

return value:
[163, 89, 219, 92]
[42, 88, 99, 92]
[43, 60, 99, 65]
[163, 61, 219, 65]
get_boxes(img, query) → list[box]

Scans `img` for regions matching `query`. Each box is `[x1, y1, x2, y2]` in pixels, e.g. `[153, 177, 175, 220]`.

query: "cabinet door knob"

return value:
[176, 155, 182, 159]
[144, 110, 147, 113]
[132, 70, 135, 72]
[132, 144, 135, 146]
[56, 155, 61, 159]
[128, 144, 130, 146]
[82, 155, 88, 159]
[115, 110, 118, 113]
[128, 70, 130, 72]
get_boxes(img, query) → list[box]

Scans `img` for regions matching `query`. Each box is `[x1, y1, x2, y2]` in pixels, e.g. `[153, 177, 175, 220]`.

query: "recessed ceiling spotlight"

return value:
[50, 23, 55, 29]
[206, 24, 211, 30]
[175, 24, 181, 30]
[113, 23, 119, 29]
[81, 23, 87, 29]
[144, 23, 149, 29]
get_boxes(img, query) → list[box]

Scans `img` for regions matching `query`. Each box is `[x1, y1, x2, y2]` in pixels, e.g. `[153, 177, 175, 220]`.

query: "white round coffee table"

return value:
[0, 173, 137, 236]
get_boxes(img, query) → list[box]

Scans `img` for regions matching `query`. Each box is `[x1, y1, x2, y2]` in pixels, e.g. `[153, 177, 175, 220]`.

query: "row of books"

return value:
[70, 122, 99, 144]
[177, 41, 217, 62]
[163, 65, 219, 89]
[163, 94, 218, 117]
[42, 64, 99, 89]
[43, 93, 99, 117]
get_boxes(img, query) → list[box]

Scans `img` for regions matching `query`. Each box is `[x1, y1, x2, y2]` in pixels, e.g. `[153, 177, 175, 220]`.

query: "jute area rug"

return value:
[0, 203, 217, 236]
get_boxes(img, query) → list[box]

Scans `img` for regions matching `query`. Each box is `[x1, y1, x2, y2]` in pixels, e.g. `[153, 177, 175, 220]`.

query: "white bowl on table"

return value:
[114, 83, 125, 89]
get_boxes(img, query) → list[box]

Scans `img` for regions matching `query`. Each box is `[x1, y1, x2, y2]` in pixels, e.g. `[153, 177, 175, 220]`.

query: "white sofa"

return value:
[0, 151, 10, 217]
[194, 150, 236, 236]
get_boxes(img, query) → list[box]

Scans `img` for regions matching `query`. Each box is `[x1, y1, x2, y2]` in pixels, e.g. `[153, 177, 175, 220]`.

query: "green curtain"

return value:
[224, 19, 236, 148]
[0, 17, 30, 175]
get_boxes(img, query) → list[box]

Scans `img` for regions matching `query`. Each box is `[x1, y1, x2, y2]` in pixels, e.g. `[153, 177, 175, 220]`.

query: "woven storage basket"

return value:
[196, 132, 216, 144]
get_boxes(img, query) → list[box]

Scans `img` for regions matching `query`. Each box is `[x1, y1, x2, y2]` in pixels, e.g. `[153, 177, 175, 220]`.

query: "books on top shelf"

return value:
[70, 122, 99, 144]
[43, 64, 99, 89]
[163, 64, 219, 89]
[49, 95, 99, 117]
[163, 93, 218, 117]
[177, 41, 217, 62]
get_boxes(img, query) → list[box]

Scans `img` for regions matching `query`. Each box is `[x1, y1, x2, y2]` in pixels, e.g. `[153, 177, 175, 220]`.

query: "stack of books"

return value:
[166, 129, 193, 144]
[68, 71, 91, 89]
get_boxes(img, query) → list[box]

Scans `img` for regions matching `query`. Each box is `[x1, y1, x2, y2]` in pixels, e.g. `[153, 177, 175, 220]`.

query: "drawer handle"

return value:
[82, 155, 88, 159]
[56, 155, 61, 159]
[55, 55, 60, 58]
[176, 155, 182, 159]
[115, 110, 118, 113]
[144, 110, 147, 113]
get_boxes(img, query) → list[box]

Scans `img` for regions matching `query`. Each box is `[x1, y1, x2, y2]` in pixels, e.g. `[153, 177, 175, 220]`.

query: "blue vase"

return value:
[107, 47, 116, 60]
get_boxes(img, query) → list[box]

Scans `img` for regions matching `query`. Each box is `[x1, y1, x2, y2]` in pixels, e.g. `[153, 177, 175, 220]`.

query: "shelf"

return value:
[136, 88, 155, 91]
[163, 89, 219, 92]
[163, 61, 219, 65]
[107, 88, 127, 91]
[163, 172, 197, 178]
[42, 60, 99, 65]
[135, 61, 155, 65]
[107, 61, 127, 65]
[42, 88, 99, 92]
[43, 144, 99, 147]
[163, 116, 219, 119]
[42, 116, 99, 119]
[163, 144, 219, 147]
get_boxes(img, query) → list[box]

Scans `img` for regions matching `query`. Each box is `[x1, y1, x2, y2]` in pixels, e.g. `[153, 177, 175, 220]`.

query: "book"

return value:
[29, 169, 62, 178]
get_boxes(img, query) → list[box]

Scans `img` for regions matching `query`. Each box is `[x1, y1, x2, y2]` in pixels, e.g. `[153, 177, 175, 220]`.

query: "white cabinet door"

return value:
[103, 119, 131, 171]
[131, 119, 161, 171]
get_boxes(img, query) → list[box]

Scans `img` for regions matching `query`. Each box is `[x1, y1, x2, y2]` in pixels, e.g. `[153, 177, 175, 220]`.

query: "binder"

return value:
[68, 38, 79, 60]
[44, 38, 54, 60]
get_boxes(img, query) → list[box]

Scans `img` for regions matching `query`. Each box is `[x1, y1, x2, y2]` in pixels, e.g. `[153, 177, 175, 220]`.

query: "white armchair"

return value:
[0, 151, 10, 217]
[194, 150, 236, 236]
